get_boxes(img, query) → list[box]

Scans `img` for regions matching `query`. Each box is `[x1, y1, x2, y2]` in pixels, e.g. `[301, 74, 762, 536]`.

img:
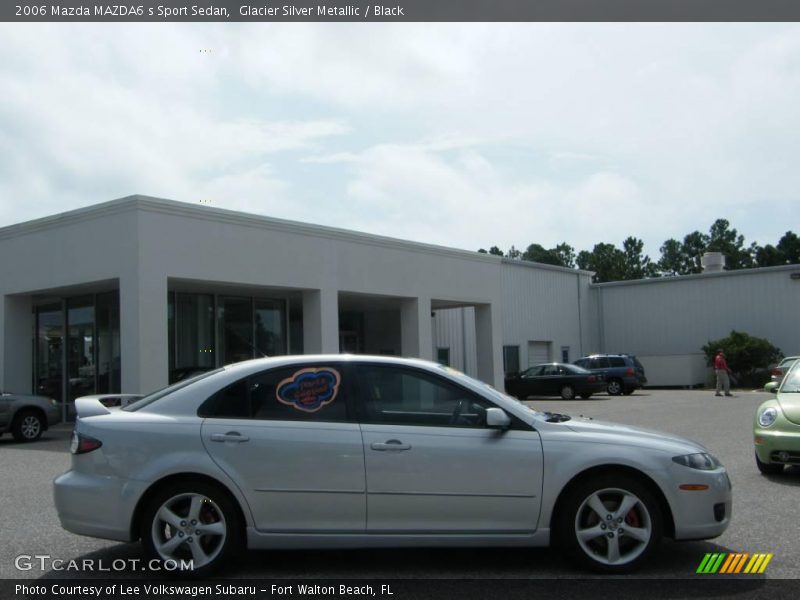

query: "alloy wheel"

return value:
[150, 492, 227, 569]
[574, 487, 652, 566]
[20, 415, 42, 440]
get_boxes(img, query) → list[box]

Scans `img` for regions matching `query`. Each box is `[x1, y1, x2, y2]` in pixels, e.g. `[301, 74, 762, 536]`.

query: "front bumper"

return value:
[668, 466, 732, 541]
[754, 422, 800, 465]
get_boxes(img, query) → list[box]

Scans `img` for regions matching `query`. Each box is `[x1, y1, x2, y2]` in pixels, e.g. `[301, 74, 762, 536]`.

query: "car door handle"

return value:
[370, 439, 411, 451]
[211, 432, 250, 443]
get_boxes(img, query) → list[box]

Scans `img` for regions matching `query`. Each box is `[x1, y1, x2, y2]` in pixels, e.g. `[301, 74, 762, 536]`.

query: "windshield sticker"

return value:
[276, 368, 341, 413]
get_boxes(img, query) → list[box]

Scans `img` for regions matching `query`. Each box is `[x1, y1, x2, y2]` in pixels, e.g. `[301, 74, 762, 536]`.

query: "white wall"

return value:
[593, 266, 800, 386]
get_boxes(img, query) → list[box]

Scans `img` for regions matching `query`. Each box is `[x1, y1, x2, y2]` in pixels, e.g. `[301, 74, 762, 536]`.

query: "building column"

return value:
[120, 275, 168, 395]
[401, 296, 433, 360]
[475, 303, 504, 389]
[302, 288, 339, 354]
[1, 294, 32, 393]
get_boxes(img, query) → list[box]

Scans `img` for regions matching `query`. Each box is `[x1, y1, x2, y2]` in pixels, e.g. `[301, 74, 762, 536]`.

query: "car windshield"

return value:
[122, 368, 224, 412]
[781, 365, 800, 393]
[438, 365, 547, 418]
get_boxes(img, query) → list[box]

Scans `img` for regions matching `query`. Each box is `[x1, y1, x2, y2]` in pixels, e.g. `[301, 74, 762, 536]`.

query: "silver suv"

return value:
[0, 392, 61, 442]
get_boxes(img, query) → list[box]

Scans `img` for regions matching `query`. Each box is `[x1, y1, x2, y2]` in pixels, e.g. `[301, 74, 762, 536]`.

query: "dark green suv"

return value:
[573, 354, 647, 395]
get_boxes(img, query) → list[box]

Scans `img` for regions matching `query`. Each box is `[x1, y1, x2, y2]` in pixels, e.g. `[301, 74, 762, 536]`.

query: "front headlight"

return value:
[672, 453, 721, 470]
[758, 407, 778, 428]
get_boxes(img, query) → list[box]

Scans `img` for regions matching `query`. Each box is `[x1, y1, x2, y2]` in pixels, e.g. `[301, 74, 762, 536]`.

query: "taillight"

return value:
[588, 375, 596, 382]
[70, 431, 102, 455]
[626, 367, 635, 376]
[771, 368, 781, 377]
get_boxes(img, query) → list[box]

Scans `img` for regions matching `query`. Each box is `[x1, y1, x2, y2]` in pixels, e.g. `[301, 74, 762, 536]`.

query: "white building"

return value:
[1, 195, 797, 420]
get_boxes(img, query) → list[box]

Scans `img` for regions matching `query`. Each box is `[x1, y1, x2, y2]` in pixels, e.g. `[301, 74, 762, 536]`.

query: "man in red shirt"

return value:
[714, 350, 733, 397]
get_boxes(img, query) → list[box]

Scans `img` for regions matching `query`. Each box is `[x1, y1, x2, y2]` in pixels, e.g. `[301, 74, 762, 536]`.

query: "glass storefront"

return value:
[168, 292, 287, 383]
[34, 291, 120, 420]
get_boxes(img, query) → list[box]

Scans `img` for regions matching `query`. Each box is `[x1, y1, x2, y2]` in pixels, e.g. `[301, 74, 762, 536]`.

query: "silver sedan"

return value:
[54, 355, 731, 574]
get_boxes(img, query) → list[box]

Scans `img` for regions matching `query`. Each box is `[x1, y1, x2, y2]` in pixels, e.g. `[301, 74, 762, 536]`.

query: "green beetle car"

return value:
[754, 360, 800, 475]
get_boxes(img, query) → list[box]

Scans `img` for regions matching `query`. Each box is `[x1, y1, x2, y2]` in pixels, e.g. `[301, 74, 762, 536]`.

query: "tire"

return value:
[556, 474, 662, 574]
[755, 452, 783, 476]
[607, 379, 623, 396]
[12, 410, 44, 442]
[560, 385, 576, 400]
[141, 480, 242, 575]
[580, 394, 592, 400]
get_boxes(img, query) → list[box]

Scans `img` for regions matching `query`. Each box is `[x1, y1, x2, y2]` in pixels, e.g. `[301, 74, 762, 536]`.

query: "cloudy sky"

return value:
[1, 23, 798, 258]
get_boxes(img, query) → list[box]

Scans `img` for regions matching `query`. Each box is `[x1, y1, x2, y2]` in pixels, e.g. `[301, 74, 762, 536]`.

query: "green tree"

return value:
[680, 230, 709, 274]
[776, 231, 800, 264]
[577, 243, 627, 283]
[702, 331, 783, 388]
[478, 246, 504, 256]
[657, 238, 683, 276]
[621, 236, 657, 280]
[707, 218, 755, 270]
[553, 243, 576, 269]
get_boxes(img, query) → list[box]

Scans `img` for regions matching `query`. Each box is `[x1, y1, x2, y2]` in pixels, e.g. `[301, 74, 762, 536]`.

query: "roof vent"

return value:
[701, 252, 726, 273]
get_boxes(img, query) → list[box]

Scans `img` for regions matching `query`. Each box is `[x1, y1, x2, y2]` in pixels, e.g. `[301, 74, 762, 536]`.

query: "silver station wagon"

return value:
[54, 355, 731, 574]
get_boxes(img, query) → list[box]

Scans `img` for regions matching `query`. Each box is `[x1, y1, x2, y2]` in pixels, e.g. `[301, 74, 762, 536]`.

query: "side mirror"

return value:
[486, 407, 511, 429]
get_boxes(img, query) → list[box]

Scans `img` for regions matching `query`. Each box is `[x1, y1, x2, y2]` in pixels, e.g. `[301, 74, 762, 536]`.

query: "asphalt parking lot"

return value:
[1, 388, 798, 583]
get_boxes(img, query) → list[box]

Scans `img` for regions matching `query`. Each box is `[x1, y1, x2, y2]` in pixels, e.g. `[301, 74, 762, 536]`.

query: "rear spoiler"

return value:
[74, 394, 144, 418]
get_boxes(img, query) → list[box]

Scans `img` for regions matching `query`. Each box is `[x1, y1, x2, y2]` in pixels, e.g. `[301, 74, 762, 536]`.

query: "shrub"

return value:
[702, 331, 782, 388]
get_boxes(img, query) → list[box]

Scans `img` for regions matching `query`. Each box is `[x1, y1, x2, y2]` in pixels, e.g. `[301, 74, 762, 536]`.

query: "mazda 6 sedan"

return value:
[54, 355, 731, 574]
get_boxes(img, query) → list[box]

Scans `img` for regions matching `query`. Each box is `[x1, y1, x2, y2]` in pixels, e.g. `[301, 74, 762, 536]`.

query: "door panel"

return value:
[200, 363, 366, 533]
[202, 419, 365, 532]
[362, 424, 543, 532]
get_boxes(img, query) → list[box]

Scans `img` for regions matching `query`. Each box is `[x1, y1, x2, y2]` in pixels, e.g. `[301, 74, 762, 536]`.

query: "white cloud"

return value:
[1, 23, 799, 258]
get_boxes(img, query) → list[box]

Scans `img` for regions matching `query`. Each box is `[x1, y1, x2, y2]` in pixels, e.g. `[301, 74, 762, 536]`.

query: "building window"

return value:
[436, 347, 450, 366]
[503, 345, 520, 375]
[561, 346, 570, 363]
[33, 291, 120, 421]
[168, 292, 288, 383]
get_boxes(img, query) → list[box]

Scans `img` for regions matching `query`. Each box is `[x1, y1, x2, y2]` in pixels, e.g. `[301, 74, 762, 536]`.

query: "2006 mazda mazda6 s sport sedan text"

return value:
[54, 355, 732, 574]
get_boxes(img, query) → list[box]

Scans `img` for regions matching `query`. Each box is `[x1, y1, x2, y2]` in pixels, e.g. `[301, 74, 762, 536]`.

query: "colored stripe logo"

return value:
[696, 553, 773, 574]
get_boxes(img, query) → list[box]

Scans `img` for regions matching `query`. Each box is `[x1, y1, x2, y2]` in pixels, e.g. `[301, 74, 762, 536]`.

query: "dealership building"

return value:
[1, 195, 798, 419]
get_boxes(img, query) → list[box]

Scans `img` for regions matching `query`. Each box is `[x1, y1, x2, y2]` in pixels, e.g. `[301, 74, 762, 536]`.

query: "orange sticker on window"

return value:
[276, 368, 341, 413]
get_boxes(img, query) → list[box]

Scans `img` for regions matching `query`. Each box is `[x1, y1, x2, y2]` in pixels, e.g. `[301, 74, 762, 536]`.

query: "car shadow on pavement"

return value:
[759, 465, 800, 487]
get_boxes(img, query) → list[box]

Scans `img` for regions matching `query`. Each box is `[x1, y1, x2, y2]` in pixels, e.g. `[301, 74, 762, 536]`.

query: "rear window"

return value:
[123, 368, 224, 412]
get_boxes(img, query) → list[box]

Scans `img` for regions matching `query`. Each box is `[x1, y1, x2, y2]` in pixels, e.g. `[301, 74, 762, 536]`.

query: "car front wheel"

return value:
[557, 475, 662, 573]
[12, 410, 43, 442]
[141, 481, 242, 575]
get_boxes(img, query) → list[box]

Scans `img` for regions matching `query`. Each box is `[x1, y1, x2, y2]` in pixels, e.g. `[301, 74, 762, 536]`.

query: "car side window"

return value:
[355, 365, 492, 428]
[608, 357, 626, 367]
[198, 364, 349, 422]
[591, 357, 610, 369]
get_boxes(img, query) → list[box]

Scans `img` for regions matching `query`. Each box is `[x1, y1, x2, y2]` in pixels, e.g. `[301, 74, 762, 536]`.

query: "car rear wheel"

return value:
[141, 481, 242, 574]
[607, 379, 623, 395]
[12, 410, 43, 442]
[557, 475, 662, 573]
[755, 452, 784, 475]
[561, 385, 576, 400]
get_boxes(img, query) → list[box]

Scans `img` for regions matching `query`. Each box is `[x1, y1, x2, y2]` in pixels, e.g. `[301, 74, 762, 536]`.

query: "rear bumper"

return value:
[53, 470, 147, 542]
